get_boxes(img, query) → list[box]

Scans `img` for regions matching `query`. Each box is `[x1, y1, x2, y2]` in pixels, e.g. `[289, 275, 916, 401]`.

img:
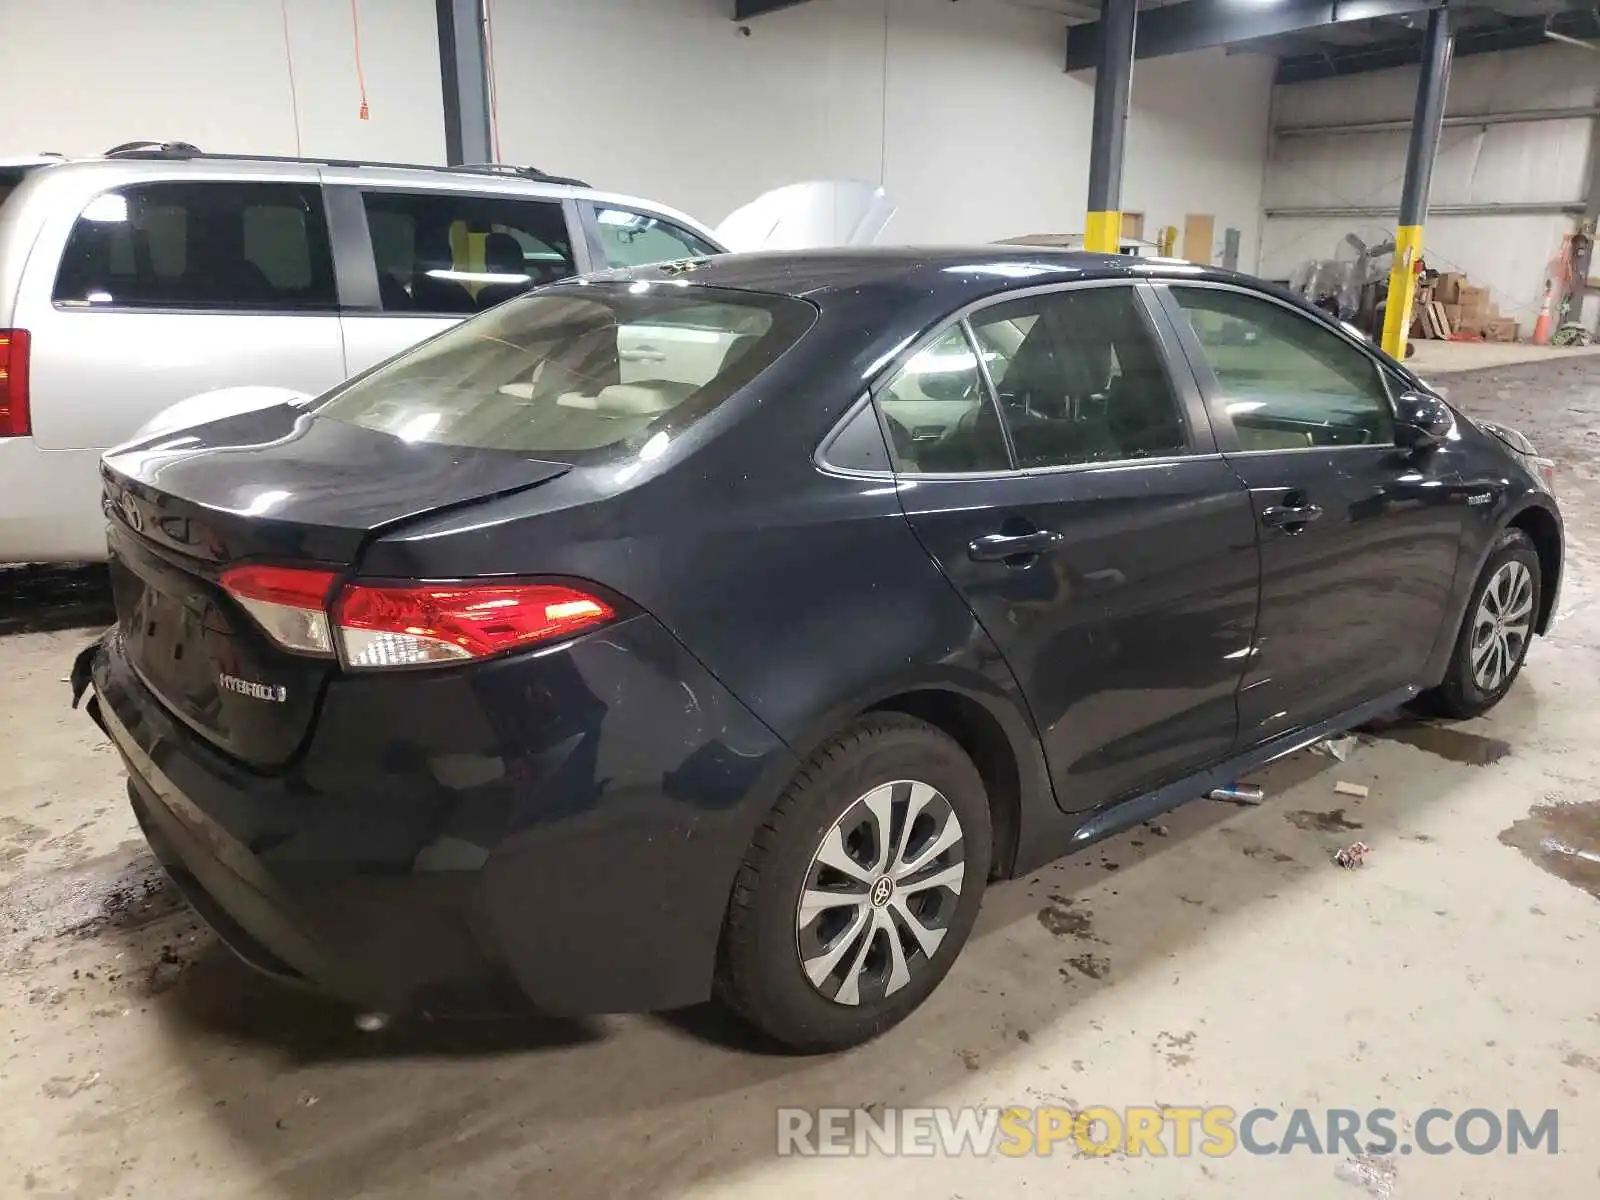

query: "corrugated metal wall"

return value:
[1260, 43, 1597, 325]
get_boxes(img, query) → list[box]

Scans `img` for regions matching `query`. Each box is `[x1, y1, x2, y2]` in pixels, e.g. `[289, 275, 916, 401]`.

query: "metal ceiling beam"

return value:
[1066, 0, 1442, 72]
[1266, 201, 1586, 217]
[1277, 105, 1600, 137]
[1277, 8, 1600, 83]
[733, 0, 815, 18]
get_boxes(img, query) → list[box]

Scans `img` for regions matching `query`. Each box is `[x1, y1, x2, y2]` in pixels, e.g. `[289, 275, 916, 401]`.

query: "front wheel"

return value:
[716, 714, 991, 1053]
[1421, 527, 1541, 718]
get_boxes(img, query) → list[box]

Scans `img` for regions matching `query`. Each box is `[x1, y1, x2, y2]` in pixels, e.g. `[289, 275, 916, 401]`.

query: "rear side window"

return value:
[315, 283, 814, 463]
[968, 286, 1187, 469]
[360, 190, 575, 315]
[878, 326, 1010, 473]
[52, 182, 336, 312]
[592, 206, 720, 268]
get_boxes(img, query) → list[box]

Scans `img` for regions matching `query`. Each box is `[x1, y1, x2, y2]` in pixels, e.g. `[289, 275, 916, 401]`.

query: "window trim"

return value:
[814, 392, 895, 478]
[815, 278, 1212, 481]
[327, 183, 585, 316]
[1151, 279, 1402, 457]
[49, 179, 341, 317]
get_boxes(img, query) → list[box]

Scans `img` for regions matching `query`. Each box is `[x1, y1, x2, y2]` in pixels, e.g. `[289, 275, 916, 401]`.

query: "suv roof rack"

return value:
[99, 142, 590, 188]
[454, 162, 592, 188]
[104, 141, 203, 158]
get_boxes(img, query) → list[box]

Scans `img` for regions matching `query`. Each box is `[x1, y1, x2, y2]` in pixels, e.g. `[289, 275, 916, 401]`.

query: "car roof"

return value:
[593, 245, 1264, 309]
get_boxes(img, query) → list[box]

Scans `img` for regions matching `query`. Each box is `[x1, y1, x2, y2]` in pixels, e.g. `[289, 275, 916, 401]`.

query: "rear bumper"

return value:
[87, 614, 795, 1016]
[0, 440, 106, 562]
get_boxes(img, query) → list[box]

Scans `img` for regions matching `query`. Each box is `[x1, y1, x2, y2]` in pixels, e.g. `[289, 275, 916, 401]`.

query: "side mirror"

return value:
[1394, 390, 1454, 451]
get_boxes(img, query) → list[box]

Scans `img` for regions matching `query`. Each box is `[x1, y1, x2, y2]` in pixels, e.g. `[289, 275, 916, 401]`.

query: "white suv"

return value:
[0, 142, 889, 562]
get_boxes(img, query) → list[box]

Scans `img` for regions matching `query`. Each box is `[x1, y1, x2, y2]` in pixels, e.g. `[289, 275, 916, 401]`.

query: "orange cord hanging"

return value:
[351, 0, 370, 120]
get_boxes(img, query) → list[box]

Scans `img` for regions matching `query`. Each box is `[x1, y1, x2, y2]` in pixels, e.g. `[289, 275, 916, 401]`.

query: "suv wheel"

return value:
[717, 714, 991, 1053]
[1421, 527, 1541, 719]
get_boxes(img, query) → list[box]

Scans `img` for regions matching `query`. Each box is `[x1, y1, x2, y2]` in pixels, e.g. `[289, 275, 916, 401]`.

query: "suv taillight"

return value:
[0, 329, 30, 437]
[220, 566, 616, 668]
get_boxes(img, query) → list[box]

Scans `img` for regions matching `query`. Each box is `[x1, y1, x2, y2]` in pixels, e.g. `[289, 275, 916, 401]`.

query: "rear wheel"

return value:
[1421, 528, 1540, 718]
[717, 715, 991, 1053]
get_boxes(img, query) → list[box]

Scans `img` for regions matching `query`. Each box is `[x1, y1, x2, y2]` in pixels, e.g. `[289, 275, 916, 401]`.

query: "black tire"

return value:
[1419, 527, 1541, 719]
[716, 714, 992, 1053]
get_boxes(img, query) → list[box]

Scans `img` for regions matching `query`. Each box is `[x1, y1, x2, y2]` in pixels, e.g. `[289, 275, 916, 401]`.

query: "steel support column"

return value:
[437, 0, 493, 166]
[1567, 116, 1600, 333]
[1085, 0, 1136, 254]
[1381, 6, 1453, 359]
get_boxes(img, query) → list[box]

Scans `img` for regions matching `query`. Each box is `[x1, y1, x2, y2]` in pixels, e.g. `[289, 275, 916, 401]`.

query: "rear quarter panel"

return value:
[361, 297, 1060, 872]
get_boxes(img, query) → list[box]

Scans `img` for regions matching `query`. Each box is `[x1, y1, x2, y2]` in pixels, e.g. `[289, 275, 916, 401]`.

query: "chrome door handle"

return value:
[1261, 503, 1323, 529]
[967, 530, 1064, 562]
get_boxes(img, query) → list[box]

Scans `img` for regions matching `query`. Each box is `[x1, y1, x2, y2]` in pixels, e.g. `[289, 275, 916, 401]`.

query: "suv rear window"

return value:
[315, 283, 814, 462]
[52, 181, 337, 312]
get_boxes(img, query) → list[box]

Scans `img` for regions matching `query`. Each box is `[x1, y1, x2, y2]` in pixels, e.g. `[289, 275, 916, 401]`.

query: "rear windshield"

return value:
[314, 283, 815, 462]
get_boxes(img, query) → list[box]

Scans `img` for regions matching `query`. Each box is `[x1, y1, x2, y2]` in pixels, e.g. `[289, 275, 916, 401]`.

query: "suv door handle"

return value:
[968, 530, 1064, 562]
[1261, 503, 1324, 529]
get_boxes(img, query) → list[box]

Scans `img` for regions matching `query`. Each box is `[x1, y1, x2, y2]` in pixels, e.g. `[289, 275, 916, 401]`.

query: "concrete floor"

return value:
[1409, 339, 1600, 378]
[4, 359, 1600, 1199]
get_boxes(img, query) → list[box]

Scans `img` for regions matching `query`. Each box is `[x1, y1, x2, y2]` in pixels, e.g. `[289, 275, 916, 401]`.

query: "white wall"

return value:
[486, 0, 1275, 258]
[0, 0, 445, 163]
[0, 0, 1276, 263]
[1260, 43, 1598, 325]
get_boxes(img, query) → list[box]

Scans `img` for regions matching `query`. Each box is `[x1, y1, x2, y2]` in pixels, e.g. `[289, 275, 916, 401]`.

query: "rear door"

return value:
[328, 184, 584, 377]
[27, 177, 346, 450]
[1156, 282, 1464, 746]
[885, 282, 1261, 814]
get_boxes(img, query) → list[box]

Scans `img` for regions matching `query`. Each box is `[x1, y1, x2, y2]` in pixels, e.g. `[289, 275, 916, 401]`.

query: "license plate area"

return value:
[105, 524, 331, 768]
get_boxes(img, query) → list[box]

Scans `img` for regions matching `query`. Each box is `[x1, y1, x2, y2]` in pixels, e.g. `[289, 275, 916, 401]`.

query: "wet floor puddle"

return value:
[1364, 719, 1513, 766]
[1500, 800, 1600, 899]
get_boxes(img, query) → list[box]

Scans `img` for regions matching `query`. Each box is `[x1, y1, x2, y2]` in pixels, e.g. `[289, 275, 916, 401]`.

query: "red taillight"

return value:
[221, 564, 339, 657]
[0, 329, 30, 437]
[221, 566, 615, 668]
[334, 582, 615, 668]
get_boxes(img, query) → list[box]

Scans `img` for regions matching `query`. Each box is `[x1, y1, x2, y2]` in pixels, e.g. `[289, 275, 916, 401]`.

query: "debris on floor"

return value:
[1540, 837, 1600, 866]
[1333, 781, 1370, 799]
[1334, 1152, 1398, 1198]
[1208, 783, 1265, 805]
[1310, 734, 1359, 762]
[1333, 842, 1372, 870]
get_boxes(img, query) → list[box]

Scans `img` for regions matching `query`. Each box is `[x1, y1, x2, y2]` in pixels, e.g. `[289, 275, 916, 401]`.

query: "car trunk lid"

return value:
[101, 403, 570, 768]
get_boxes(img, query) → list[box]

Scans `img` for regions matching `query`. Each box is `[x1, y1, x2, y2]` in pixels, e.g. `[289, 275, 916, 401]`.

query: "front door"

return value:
[884, 283, 1260, 814]
[1159, 283, 1466, 746]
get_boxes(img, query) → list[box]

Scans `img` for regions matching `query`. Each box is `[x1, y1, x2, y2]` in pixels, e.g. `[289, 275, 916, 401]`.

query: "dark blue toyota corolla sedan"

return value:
[74, 248, 1562, 1051]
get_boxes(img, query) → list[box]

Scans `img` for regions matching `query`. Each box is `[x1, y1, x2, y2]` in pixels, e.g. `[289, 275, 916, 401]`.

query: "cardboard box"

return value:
[1443, 303, 1462, 326]
[1435, 273, 1464, 304]
[1457, 284, 1490, 313]
[1484, 318, 1520, 343]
